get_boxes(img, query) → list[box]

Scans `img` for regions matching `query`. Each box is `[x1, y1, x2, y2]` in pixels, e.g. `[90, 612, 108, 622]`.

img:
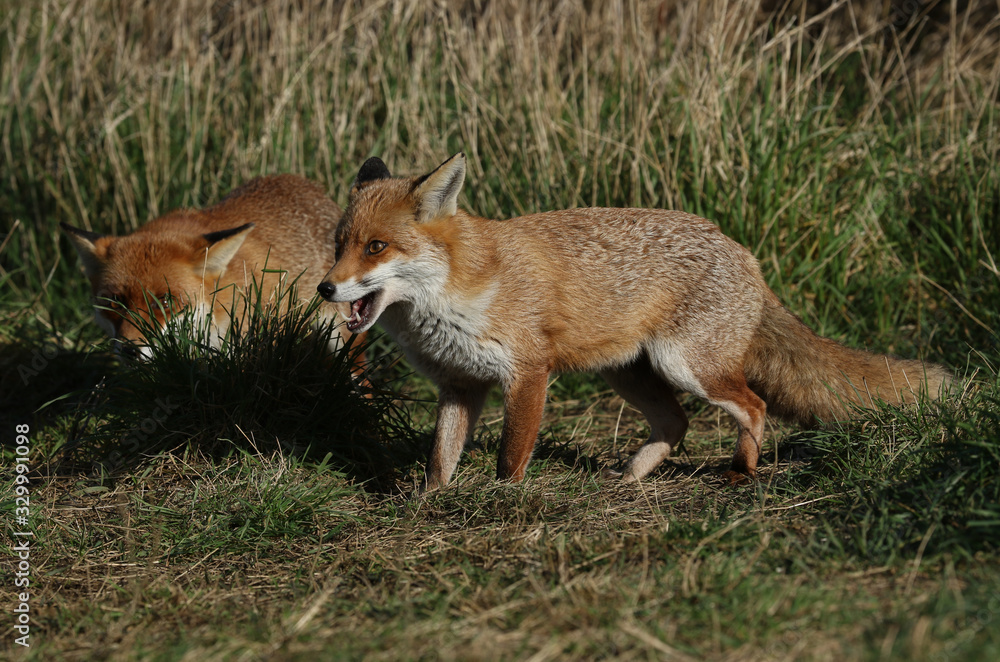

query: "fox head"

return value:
[317, 152, 467, 334]
[62, 220, 254, 355]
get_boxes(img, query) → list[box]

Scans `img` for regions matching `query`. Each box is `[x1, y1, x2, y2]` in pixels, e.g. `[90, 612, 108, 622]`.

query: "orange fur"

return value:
[318, 154, 951, 490]
[64, 175, 364, 362]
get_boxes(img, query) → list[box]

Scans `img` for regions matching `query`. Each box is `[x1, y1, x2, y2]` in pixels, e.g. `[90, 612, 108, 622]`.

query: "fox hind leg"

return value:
[600, 359, 689, 482]
[701, 374, 767, 484]
[644, 340, 767, 485]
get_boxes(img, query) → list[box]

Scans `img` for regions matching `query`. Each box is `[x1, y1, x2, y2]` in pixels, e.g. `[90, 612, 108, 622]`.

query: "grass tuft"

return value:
[783, 369, 1000, 561]
[51, 281, 423, 490]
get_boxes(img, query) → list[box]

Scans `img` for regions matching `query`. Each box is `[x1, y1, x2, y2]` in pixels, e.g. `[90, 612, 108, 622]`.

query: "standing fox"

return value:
[318, 153, 950, 489]
[64, 175, 363, 360]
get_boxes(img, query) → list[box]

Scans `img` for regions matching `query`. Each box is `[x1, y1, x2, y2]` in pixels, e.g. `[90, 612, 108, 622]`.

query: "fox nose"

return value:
[114, 339, 141, 360]
[317, 281, 336, 301]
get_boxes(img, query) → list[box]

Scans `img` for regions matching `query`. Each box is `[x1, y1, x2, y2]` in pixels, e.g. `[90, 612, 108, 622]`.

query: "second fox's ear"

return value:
[414, 153, 465, 223]
[201, 223, 254, 275]
[61, 222, 108, 279]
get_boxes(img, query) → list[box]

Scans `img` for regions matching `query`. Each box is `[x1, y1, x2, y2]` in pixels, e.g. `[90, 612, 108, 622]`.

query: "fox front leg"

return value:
[496, 367, 549, 482]
[421, 383, 490, 492]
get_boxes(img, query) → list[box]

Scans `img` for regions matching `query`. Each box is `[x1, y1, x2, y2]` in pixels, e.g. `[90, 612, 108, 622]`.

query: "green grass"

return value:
[2, 0, 1000, 659]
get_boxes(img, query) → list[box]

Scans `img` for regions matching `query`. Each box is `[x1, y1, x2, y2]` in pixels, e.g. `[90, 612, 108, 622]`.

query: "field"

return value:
[2, 0, 1000, 659]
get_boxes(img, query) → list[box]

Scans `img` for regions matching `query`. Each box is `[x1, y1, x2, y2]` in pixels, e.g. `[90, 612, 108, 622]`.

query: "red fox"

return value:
[63, 175, 363, 361]
[317, 153, 951, 490]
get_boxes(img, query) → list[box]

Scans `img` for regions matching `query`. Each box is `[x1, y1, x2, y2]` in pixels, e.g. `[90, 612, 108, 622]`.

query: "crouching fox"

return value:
[64, 175, 363, 362]
[317, 153, 950, 489]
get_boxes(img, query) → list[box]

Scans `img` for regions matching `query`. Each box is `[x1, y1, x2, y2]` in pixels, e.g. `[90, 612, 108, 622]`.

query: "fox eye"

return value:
[100, 293, 125, 309]
[366, 240, 388, 255]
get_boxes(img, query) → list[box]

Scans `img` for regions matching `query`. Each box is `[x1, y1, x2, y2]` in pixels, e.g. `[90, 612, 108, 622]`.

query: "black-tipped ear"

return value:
[60, 222, 105, 244]
[354, 157, 392, 188]
[201, 223, 254, 275]
[413, 153, 466, 223]
[61, 222, 108, 279]
[203, 222, 255, 246]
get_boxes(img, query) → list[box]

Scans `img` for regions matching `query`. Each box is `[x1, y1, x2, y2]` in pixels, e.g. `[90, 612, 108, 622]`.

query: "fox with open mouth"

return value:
[318, 153, 950, 492]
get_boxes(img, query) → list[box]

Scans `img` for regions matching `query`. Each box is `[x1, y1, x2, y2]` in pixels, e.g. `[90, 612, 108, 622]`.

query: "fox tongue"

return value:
[347, 295, 370, 330]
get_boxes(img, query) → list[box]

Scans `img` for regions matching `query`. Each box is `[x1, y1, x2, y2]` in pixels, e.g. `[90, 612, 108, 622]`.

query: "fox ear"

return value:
[413, 152, 465, 223]
[61, 222, 108, 279]
[201, 223, 254, 276]
[353, 156, 392, 191]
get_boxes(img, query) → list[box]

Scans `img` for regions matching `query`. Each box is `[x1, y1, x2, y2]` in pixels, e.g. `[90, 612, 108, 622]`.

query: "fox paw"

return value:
[720, 470, 754, 487]
[600, 467, 624, 480]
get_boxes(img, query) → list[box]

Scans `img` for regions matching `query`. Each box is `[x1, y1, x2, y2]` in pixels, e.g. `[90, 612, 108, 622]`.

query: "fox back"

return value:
[64, 175, 348, 353]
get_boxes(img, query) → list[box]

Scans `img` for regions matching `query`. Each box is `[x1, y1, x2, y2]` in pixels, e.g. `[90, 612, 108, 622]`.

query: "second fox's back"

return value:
[149, 174, 342, 282]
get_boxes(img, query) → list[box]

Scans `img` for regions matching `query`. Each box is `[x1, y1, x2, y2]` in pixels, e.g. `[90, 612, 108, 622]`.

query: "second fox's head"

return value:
[317, 152, 467, 334]
[62, 220, 255, 357]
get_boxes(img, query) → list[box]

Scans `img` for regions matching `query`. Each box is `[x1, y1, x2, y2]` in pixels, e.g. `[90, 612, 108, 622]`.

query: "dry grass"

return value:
[17, 398, 952, 661]
[4, 0, 997, 221]
[23, 385, 999, 660]
[4, 0, 997, 347]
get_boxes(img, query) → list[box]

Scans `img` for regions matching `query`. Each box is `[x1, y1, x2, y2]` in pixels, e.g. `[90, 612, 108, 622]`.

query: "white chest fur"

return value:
[380, 287, 513, 384]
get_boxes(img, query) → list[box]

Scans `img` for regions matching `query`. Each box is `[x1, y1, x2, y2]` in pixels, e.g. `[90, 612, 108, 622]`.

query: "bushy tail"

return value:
[744, 296, 952, 426]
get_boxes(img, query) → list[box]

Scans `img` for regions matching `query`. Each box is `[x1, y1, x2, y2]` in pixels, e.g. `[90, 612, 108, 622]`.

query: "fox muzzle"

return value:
[317, 281, 337, 301]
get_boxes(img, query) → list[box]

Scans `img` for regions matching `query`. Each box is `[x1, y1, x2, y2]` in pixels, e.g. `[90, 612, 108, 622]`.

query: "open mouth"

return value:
[346, 290, 382, 332]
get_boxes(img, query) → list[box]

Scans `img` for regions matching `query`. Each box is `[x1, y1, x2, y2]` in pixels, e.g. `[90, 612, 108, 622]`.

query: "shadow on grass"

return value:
[527, 429, 599, 475]
[7, 299, 428, 494]
[57, 352, 425, 493]
[0, 338, 118, 435]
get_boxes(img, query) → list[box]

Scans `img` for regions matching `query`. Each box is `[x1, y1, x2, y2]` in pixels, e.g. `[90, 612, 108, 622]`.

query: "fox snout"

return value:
[317, 281, 337, 301]
[113, 338, 150, 361]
